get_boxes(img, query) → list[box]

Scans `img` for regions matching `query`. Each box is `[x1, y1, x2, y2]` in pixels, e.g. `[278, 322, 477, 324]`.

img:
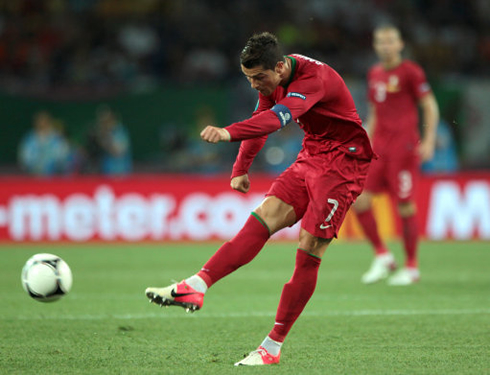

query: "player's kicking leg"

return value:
[145, 212, 272, 312]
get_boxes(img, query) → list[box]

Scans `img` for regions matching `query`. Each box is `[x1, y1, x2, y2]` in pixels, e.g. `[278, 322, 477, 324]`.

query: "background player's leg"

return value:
[399, 201, 418, 268]
[354, 192, 389, 255]
[387, 162, 420, 285]
[387, 201, 420, 285]
[354, 193, 396, 284]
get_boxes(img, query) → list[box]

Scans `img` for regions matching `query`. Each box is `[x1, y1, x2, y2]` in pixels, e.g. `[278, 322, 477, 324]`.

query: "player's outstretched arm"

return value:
[364, 103, 377, 140]
[200, 126, 231, 143]
[230, 174, 250, 194]
[418, 93, 439, 162]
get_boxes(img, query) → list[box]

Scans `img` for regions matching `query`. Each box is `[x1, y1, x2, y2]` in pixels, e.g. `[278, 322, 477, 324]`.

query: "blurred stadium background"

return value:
[0, 0, 489, 241]
[1, 2, 489, 374]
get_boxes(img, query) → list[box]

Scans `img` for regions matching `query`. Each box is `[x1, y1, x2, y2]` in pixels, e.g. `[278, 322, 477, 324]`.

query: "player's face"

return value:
[373, 29, 404, 63]
[241, 64, 282, 96]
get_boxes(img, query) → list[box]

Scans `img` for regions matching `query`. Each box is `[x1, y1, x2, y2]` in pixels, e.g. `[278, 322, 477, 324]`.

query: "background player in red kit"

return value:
[354, 25, 439, 285]
[146, 32, 374, 366]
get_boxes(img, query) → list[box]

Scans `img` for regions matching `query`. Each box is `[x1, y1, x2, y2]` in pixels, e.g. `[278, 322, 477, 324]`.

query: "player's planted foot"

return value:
[145, 280, 204, 312]
[234, 346, 280, 366]
[361, 253, 397, 284]
[387, 267, 420, 286]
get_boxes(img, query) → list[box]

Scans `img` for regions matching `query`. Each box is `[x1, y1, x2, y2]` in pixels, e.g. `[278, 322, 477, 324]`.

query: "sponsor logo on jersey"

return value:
[287, 92, 306, 100]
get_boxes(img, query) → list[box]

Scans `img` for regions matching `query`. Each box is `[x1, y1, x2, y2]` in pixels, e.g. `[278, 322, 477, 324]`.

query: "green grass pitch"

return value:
[1, 241, 489, 374]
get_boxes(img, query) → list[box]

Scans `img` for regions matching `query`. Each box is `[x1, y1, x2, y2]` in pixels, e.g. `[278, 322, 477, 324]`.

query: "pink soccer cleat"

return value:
[145, 280, 204, 312]
[234, 346, 281, 366]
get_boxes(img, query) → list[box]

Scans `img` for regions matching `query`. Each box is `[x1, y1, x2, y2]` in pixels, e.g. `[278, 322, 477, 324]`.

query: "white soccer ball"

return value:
[21, 253, 72, 302]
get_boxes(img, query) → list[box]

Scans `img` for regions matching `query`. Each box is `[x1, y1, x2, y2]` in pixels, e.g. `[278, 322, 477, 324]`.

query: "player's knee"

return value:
[254, 197, 296, 234]
[298, 229, 331, 258]
[353, 193, 372, 213]
[397, 201, 416, 217]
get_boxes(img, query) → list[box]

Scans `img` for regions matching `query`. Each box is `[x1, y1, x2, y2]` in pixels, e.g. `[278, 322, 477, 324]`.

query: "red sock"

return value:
[356, 209, 388, 255]
[269, 249, 321, 343]
[401, 215, 418, 268]
[197, 214, 270, 288]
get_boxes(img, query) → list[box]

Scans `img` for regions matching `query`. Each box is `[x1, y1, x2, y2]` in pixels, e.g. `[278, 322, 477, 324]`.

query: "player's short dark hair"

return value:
[373, 24, 403, 40]
[240, 32, 284, 71]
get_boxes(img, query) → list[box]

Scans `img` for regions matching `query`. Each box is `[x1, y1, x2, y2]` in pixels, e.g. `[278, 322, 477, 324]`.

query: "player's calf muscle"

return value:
[397, 201, 416, 217]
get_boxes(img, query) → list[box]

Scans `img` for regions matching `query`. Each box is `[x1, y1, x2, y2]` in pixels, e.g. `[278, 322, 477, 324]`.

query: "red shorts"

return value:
[363, 153, 419, 202]
[267, 149, 371, 239]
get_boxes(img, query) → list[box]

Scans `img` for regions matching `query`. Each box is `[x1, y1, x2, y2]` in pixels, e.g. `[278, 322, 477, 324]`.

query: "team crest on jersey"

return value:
[419, 82, 430, 93]
[386, 75, 400, 93]
[287, 92, 306, 100]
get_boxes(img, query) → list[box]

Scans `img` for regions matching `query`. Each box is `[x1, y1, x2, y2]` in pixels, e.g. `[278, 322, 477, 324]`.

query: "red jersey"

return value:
[367, 59, 431, 158]
[226, 54, 373, 177]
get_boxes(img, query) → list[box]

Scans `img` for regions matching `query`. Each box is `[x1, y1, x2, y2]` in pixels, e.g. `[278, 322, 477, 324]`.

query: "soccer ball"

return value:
[21, 253, 73, 302]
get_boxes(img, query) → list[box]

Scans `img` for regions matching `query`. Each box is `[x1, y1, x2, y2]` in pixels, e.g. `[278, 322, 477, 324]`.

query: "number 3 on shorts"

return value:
[320, 198, 339, 229]
[398, 170, 412, 199]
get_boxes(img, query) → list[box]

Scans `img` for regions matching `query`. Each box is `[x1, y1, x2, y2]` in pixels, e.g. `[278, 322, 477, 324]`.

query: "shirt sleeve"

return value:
[225, 75, 324, 141]
[366, 69, 375, 103]
[278, 75, 325, 119]
[227, 75, 324, 176]
[229, 94, 273, 177]
[253, 93, 275, 115]
[231, 136, 268, 178]
[409, 63, 431, 100]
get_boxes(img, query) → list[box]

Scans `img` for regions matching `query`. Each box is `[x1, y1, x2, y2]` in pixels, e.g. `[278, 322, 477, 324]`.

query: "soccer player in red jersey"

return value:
[354, 25, 439, 285]
[146, 32, 374, 366]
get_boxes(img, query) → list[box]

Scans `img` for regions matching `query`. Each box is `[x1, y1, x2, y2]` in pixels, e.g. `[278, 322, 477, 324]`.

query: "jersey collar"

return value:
[284, 55, 297, 88]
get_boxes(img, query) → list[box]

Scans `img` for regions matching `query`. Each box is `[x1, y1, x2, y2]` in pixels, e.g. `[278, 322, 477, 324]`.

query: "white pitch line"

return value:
[5, 308, 490, 321]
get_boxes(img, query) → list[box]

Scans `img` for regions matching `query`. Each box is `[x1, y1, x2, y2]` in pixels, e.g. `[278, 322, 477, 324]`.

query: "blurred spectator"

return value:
[1, 1, 490, 172]
[260, 124, 303, 175]
[187, 106, 225, 173]
[0, 0, 488, 95]
[181, 47, 229, 83]
[157, 121, 187, 167]
[172, 105, 232, 173]
[85, 105, 132, 175]
[18, 110, 70, 175]
[118, 19, 159, 60]
[53, 119, 85, 175]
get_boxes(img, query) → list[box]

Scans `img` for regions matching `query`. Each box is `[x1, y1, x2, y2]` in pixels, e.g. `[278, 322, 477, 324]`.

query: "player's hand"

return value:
[418, 139, 435, 162]
[231, 174, 250, 194]
[200, 126, 231, 143]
